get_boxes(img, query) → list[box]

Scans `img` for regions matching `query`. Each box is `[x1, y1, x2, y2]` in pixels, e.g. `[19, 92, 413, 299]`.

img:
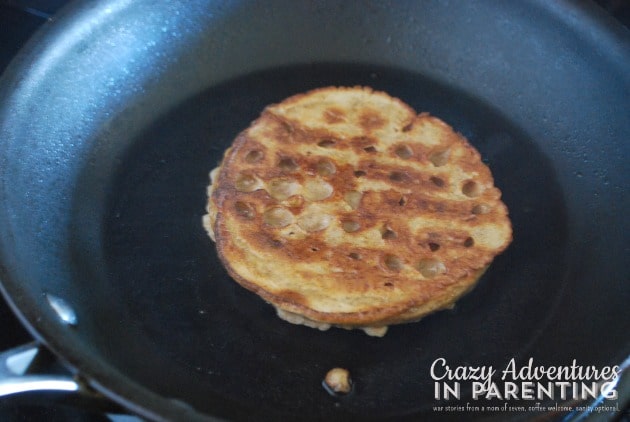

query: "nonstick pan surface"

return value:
[0, 1, 628, 421]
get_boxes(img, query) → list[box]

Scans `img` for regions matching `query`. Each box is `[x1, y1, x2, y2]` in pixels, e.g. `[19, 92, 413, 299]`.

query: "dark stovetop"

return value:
[0, 1, 629, 421]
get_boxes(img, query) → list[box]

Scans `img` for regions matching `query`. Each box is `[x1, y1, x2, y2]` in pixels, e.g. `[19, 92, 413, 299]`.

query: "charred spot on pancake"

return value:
[428, 242, 440, 252]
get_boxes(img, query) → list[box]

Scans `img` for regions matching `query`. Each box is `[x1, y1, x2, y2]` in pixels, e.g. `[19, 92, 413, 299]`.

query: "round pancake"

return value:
[204, 86, 512, 336]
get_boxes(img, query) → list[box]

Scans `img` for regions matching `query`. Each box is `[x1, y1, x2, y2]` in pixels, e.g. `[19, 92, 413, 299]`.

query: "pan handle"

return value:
[0, 342, 122, 413]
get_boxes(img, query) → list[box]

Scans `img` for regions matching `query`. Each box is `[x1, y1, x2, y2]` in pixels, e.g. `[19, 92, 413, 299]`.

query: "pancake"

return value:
[203, 86, 512, 336]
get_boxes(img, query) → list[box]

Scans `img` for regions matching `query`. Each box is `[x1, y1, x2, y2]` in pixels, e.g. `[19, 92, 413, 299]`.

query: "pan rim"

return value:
[0, 0, 628, 420]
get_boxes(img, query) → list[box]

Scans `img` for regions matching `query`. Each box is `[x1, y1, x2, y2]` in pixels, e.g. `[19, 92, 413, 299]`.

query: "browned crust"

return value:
[206, 86, 513, 329]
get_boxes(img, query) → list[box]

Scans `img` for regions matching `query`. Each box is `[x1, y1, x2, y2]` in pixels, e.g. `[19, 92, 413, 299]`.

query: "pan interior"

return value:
[82, 63, 569, 420]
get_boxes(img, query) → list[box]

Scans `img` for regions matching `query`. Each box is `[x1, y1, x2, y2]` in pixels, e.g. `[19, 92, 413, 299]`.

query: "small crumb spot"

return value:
[464, 237, 474, 248]
[363, 146, 377, 153]
[384, 282, 394, 287]
[398, 196, 408, 206]
[428, 242, 440, 252]
[354, 170, 366, 178]
[323, 368, 352, 395]
[348, 252, 361, 260]
[402, 123, 413, 132]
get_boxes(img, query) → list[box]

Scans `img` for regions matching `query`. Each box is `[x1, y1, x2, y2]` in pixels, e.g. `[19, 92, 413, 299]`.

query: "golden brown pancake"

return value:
[203, 86, 512, 336]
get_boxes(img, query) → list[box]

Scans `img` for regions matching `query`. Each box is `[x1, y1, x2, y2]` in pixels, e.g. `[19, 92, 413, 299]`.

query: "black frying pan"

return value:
[0, 0, 628, 421]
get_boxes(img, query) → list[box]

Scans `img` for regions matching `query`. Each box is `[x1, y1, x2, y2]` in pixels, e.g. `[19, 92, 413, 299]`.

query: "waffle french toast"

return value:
[203, 86, 512, 336]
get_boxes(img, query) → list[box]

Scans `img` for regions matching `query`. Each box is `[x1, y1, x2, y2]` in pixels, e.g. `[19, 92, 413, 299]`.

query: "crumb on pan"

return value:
[323, 367, 352, 395]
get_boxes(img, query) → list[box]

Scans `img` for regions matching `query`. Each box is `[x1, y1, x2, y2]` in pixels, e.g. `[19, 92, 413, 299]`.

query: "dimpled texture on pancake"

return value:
[204, 86, 512, 335]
